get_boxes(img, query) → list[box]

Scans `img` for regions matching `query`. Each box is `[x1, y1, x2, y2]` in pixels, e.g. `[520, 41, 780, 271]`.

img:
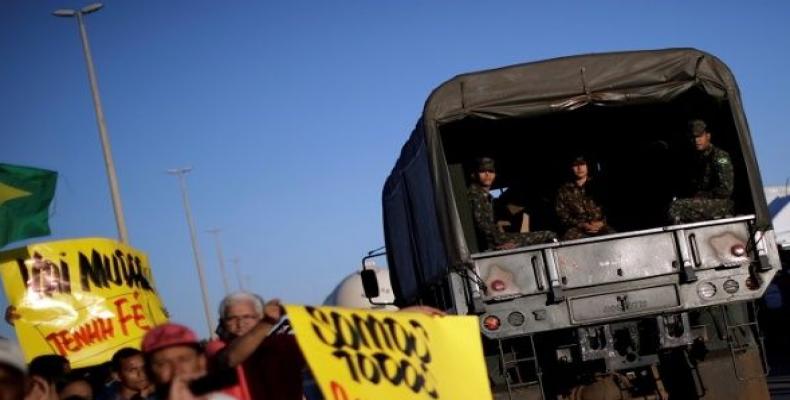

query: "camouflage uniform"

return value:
[555, 179, 615, 240]
[668, 144, 734, 223]
[468, 183, 557, 250]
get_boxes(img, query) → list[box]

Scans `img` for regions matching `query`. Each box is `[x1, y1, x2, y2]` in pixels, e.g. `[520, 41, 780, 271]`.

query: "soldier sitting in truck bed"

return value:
[555, 155, 615, 240]
[668, 119, 735, 223]
[467, 157, 557, 250]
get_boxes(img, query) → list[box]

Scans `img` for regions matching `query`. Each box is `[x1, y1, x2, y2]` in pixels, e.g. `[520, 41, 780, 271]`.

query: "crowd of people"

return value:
[1, 289, 445, 400]
[0, 292, 307, 400]
[468, 119, 735, 251]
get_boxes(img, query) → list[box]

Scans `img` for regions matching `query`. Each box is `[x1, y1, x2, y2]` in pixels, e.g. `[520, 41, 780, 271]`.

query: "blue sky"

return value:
[2, 1, 789, 339]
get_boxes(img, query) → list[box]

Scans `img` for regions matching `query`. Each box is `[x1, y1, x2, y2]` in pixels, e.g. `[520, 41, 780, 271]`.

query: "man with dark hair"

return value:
[555, 156, 614, 240]
[0, 338, 27, 400]
[57, 372, 94, 400]
[26, 354, 70, 400]
[668, 119, 735, 223]
[97, 348, 152, 400]
[467, 157, 556, 250]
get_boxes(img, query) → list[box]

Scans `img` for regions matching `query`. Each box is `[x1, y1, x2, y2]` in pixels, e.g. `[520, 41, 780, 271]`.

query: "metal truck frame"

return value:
[374, 48, 781, 399]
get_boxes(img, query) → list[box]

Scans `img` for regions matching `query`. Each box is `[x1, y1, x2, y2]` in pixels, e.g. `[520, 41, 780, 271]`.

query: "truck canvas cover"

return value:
[383, 48, 769, 305]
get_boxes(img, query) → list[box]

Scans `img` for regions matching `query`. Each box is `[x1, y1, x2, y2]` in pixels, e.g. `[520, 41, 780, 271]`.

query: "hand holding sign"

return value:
[263, 298, 283, 323]
[4, 305, 20, 326]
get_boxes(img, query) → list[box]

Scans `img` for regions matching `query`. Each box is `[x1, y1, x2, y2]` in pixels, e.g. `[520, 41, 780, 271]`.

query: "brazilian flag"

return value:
[0, 163, 57, 248]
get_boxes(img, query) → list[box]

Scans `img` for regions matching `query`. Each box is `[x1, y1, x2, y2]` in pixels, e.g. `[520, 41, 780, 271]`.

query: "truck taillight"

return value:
[490, 279, 506, 292]
[731, 243, 746, 257]
[483, 315, 501, 331]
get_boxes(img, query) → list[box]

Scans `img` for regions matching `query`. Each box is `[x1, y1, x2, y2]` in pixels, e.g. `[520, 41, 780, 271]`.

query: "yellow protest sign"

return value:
[286, 305, 492, 400]
[0, 238, 168, 368]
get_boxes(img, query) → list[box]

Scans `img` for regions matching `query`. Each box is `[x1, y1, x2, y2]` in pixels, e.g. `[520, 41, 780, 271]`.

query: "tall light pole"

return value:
[206, 228, 231, 295]
[53, 3, 128, 243]
[230, 257, 245, 291]
[167, 167, 214, 338]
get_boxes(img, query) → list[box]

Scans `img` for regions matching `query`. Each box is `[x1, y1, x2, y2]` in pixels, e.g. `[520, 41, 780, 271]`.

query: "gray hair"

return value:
[218, 291, 265, 320]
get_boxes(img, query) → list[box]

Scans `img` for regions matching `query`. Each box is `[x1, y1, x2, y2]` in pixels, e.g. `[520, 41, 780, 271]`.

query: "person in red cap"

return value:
[141, 323, 237, 400]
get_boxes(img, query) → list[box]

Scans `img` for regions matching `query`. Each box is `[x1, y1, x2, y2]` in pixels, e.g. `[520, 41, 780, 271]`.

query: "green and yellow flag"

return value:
[0, 163, 57, 248]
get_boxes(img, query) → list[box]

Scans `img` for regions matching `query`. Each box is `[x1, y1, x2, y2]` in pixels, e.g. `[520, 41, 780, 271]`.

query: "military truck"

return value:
[366, 48, 782, 399]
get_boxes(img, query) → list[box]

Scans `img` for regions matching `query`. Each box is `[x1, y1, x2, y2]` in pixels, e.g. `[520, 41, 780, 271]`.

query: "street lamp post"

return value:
[167, 167, 215, 338]
[206, 228, 231, 295]
[230, 257, 245, 291]
[53, 3, 129, 244]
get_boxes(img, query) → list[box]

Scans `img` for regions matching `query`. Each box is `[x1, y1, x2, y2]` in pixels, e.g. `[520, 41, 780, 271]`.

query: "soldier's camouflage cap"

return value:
[570, 156, 588, 166]
[688, 119, 708, 136]
[474, 157, 496, 172]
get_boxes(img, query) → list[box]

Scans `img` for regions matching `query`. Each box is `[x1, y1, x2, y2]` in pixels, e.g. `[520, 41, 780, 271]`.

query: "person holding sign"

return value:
[218, 300, 306, 400]
[205, 292, 272, 400]
[141, 323, 237, 400]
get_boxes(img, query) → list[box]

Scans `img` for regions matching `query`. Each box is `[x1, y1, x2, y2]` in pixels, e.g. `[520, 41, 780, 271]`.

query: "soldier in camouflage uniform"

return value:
[467, 157, 557, 251]
[668, 119, 735, 223]
[555, 156, 615, 240]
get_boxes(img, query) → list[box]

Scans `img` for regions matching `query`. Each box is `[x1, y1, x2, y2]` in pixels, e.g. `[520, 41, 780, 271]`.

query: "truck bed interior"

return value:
[440, 88, 756, 252]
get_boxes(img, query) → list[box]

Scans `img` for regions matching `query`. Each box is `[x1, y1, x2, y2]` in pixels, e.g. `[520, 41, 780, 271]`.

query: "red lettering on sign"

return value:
[43, 293, 151, 357]
[114, 292, 151, 336]
[45, 317, 115, 356]
[114, 297, 132, 336]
